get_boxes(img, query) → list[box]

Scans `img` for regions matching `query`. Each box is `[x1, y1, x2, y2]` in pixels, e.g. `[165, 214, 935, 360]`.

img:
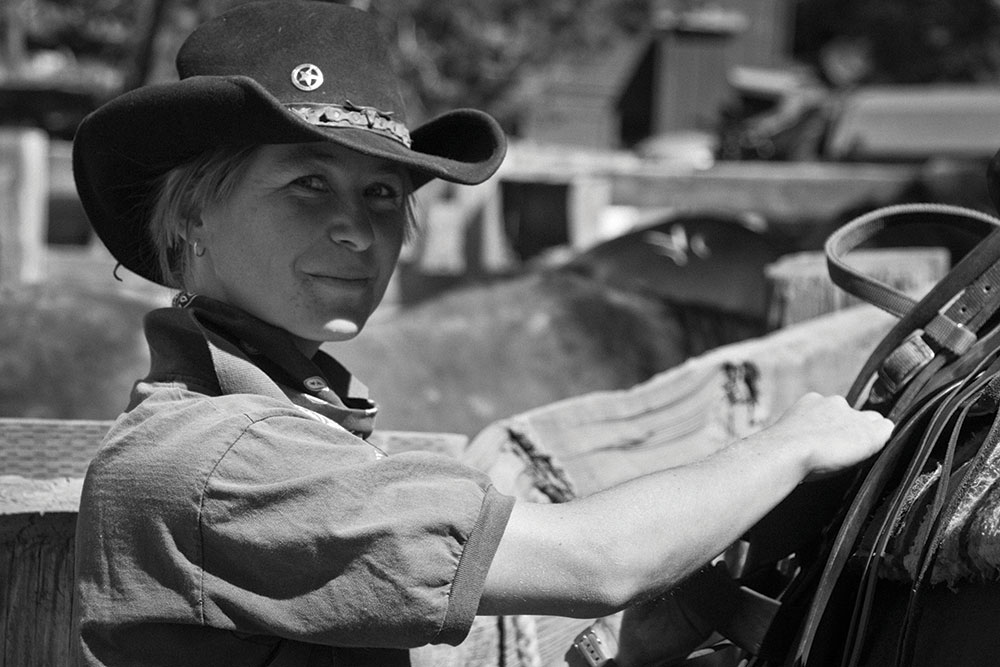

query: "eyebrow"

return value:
[276, 144, 405, 177]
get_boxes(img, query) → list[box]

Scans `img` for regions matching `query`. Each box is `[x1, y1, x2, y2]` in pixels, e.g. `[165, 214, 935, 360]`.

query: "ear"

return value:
[180, 210, 207, 244]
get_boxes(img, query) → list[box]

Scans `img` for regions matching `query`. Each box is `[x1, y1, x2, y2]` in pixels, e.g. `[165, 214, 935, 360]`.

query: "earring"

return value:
[191, 240, 206, 257]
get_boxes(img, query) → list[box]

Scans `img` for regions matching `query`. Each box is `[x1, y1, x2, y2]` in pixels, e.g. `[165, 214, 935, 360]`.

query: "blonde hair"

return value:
[146, 144, 261, 289]
[146, 144, 419, 290]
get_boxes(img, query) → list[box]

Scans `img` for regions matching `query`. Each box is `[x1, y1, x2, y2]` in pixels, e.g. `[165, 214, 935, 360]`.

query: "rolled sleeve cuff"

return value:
[435, 485, 515, 645]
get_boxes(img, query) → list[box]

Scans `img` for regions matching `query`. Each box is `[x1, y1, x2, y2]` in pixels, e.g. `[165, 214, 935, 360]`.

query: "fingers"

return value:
[770, 393, 895, 476]
[871, 410, 896, 443]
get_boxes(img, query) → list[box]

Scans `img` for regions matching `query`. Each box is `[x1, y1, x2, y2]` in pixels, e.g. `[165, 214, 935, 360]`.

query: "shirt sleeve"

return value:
[195, 410, 515, 648]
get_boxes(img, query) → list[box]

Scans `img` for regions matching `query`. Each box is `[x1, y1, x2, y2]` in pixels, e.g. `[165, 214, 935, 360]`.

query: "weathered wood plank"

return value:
[1, 421, 112, 480]
[495, 143, 918, 231]
[0, 510, 77, 667]
[608, 162, 918, 233]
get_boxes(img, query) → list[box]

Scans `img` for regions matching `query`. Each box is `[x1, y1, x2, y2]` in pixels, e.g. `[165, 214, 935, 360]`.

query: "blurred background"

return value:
[3, 0, 1000, 430]
[6, 4, 1000, 664]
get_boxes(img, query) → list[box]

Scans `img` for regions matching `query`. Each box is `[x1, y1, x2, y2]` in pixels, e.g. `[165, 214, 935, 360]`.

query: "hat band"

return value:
[286, 102, 412, 148]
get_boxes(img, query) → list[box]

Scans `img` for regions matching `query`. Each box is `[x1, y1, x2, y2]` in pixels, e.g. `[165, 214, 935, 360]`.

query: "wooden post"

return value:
[477, 179, 518, 273]
[567, 175, 613, 251]
[0, 128, 49, 285]
[0, 477, 83, 667]
[764, 248, 950, 328]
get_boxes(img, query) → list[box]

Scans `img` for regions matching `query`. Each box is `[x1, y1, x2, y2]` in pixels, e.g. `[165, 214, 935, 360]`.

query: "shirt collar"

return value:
[150, 292, 377, 437]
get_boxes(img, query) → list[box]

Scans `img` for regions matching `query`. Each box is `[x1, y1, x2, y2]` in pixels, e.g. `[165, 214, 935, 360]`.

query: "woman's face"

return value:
[190, 142, 410, 350]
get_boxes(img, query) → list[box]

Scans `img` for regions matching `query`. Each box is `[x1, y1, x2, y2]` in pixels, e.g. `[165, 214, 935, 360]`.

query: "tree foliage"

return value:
[9, 0, 1000, 131]
[794, 0, 1000, 85]
[5, 0, 652, 129]
[364, 0, 651, 127]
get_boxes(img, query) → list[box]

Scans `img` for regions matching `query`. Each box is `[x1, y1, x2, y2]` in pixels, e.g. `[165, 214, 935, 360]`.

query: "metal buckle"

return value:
[569, 624, 617, 667]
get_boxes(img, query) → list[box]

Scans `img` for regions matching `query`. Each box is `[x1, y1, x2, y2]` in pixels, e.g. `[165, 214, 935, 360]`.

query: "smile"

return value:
[306, 273, 373, 286]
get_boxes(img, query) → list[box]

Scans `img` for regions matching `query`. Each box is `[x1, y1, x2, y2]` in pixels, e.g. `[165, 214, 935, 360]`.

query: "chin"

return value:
[288, 318, 364, 356]
[317, 317, 367, 341]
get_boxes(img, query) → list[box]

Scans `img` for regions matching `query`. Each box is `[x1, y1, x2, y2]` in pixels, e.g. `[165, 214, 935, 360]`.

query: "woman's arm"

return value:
[478, 392, 893, 618]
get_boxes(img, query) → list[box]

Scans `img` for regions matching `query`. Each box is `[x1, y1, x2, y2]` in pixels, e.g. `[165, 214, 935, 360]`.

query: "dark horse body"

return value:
[335, 212, 783, 436]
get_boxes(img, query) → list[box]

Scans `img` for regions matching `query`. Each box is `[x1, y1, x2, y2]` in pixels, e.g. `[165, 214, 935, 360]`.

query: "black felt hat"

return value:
[73, 0, 507, 285]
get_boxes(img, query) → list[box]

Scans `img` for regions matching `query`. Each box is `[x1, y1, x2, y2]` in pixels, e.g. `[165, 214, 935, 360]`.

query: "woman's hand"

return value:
[761, 392, 894, 477]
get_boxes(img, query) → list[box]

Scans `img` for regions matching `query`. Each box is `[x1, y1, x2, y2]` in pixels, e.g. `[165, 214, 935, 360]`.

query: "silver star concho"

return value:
[291, 63, 324, 91]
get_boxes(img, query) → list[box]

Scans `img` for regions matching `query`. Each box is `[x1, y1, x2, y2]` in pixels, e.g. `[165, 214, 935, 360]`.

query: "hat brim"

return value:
[73, 75, 507, 285]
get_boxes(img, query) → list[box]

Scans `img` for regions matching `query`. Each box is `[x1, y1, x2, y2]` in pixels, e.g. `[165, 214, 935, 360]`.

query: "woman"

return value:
[72, 2, 893, 666]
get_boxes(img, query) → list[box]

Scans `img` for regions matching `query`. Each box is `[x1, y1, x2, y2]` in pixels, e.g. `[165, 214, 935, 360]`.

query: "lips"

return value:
[303, 266, 378, 292]
[307, 273, 372, 283]
[302, 262, 374, 279]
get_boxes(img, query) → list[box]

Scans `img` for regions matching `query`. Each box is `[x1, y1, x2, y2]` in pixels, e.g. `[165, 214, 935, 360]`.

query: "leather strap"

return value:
[925, 256, 1000, 353]
[793, 325, 1000, 666]
[831, 329, 1000, 667]
[829, 212, 1000, 407]
[843, 375, 982, 667]
[786, 205, 1000, 667]
[745, 219, 1000, 649]
[785, 393, 944, 667]
[824, 203, 1000, 320]
[896, 364, 1000, 666]
[860, 246, 1000, 410]
[664, 204, 1000, 665]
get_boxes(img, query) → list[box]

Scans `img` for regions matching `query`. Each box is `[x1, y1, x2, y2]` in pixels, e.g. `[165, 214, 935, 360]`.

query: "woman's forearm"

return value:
[479, 393, 892, 617]
[480, 429, 806, 617]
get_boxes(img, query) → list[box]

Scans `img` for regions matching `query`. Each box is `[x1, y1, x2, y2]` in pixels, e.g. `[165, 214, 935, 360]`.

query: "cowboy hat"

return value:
[73, 0, 507, 285]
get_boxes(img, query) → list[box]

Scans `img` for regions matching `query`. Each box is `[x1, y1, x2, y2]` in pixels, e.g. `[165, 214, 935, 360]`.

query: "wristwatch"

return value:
[567, 621, 619, 667]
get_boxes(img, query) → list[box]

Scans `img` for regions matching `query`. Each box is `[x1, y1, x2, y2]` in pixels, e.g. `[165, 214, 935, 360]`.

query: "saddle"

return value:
[680, 159, 1000, 667]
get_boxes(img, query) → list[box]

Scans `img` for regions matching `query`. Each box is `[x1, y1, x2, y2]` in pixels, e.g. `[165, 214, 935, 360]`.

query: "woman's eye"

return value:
[365, 182, 404, 211]
[292, 175, 328, 192]
[365, 182, 398, 198]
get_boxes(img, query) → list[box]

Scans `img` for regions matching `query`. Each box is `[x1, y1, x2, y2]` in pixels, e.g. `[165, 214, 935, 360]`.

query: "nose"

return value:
[327, 198, 374, 251]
